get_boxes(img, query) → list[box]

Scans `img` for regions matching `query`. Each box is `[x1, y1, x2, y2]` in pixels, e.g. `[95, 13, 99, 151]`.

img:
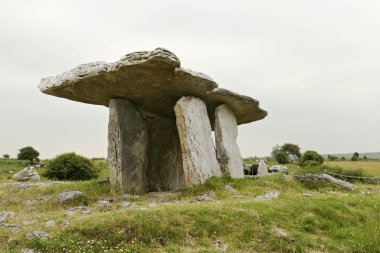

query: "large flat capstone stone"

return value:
[215, 104, 244, 178]
[174, 96, 222, 186]
[38, 48, 267, 126]
[108, 98, 148, 194]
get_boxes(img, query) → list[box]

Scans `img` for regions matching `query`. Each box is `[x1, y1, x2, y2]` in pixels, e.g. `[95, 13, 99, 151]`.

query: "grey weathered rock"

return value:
[66, 206, 91, 216]
[214, 240, 228, 252]
[97, 177, 110, 185]
[27, 231, 51, 240]
[38, 48, 267, 126]
[255, 191, 280, 201]
[97, 200, 112, 207]
[269, 165, 289, 174]
[146, 116, 184, 191]
[25, 200, 36, 206]
[23, 220, 36, 225]
[224, 185, 239, 194]
[22, 249, 35, 253]
[0, 223, 22, 230]
[0, 211, 15, 223]
[12, 167, 40, 181]
[195, 191, 216, 202]
[58, 191, 86, 204]
[257, 160, 268, 177]
[121, 201, 136, 209]
[108, 98, 149, 194]
[294, 173, 354, 191]
[175, 97, 222, 187]
[45, 220, 55, 227]
[215, 104, 244, 178]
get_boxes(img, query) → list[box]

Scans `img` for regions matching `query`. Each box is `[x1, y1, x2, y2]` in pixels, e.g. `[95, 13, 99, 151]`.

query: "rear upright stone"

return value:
[215, 104, 244, 178]
[108, 98, 148, 194]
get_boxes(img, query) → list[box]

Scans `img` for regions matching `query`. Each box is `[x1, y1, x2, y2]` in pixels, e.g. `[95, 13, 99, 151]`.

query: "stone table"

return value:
[38, 48, 267, 194]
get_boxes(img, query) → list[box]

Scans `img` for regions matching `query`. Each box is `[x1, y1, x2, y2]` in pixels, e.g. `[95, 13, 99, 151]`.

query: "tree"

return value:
[300, 150, 324, 167]
[17, 146, 39, 164]
[275, 150, 289, 164]
[363, 155, 368, 160]
[351, 152, 359, 161]
[281, 143, 302, 161]
[341, 156, 346, 160]
[2, 154, 10, 159]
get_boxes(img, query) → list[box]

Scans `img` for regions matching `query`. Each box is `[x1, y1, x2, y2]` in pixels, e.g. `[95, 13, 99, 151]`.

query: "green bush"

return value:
[43, 153, 99, 180]
[300, 150, 324, 167]
[275, 150, 289, 164]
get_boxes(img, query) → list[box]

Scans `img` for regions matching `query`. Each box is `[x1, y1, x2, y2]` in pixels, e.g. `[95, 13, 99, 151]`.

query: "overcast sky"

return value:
[0, 0, 379, 159]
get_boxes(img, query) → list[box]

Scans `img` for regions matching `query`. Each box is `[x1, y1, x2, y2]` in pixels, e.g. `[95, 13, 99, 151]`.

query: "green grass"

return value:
[0, 160, 380, 252]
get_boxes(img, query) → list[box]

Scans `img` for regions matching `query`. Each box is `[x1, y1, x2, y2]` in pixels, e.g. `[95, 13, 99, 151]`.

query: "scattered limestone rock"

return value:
[66, 206, 91, 216]
[97, 177, 110, 185]
[257, 160, 268, 177]
[45, 220, 55, 227]
[22, 249, 35, 253]
[121, 201, 136, 209]
[0, 223, 22, 230]
[61, 220, 70, 226]
[273, 228, 288, 237]
[303, 193, 318, 198]
[294, 174, 354, 191]
[12, 167, 40, 181]
[224, 185, 239, 194]
[194, 191, 216, 202]
[58, 191, 86, 204]
[27, 231, 51, 240]
[0, 211, 15, 223]
[25, 200, 36, 206]
[97, 200, 112, 208]
[255, 191, 280, 201]
[23, 220, 36, 225]
[37, 195, 51, 202]
[269, 165, 289, 174]
[214, 240, 228, 252]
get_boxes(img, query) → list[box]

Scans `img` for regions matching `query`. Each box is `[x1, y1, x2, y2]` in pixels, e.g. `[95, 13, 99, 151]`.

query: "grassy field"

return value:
[325, 161, 380, 177]
[0, 159, 379, 252]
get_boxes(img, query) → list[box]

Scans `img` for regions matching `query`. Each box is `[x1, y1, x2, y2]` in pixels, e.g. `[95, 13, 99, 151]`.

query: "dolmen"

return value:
[38, 48, 267, 194]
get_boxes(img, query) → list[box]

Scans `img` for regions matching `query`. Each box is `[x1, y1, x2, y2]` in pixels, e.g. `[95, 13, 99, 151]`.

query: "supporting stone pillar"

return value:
[174, 96, 222, 187]
[146, 116, 185, 191]
[108, 98, 148, 194]
[215, 104, 244, 178]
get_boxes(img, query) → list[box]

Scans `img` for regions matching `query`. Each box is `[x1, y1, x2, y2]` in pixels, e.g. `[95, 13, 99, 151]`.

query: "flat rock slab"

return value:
[294, 173, 354, 191]
[255, 190, 280, 201]
[58, 191, 86, 204]
[38, 48, 267, 126]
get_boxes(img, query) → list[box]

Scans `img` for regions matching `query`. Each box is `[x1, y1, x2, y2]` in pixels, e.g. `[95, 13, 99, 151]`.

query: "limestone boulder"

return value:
[38, 48, 267, 127]
[215, 104, 244, 178]
[257, 160, 268, 177]
[175, 96, 222, 186]
[12, 167, 40, 181]
[58, 191, 86, 204]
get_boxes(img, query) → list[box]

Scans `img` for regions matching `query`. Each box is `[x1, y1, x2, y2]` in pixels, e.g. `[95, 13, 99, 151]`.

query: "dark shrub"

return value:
[300, 150, 324, 167]
[43, 153, 99, 180]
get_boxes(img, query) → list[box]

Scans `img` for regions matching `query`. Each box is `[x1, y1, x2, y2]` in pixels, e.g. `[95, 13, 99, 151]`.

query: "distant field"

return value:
[326, 160, 380, 177]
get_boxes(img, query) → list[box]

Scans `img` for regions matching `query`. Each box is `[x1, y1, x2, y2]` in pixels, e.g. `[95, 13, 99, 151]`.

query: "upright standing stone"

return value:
[108, 99, 149, 194]
[215, 104, 244, 178]
[174, 96, 222, 186]
[146, 116, 185, 191]
[257, 160, 268, 177]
